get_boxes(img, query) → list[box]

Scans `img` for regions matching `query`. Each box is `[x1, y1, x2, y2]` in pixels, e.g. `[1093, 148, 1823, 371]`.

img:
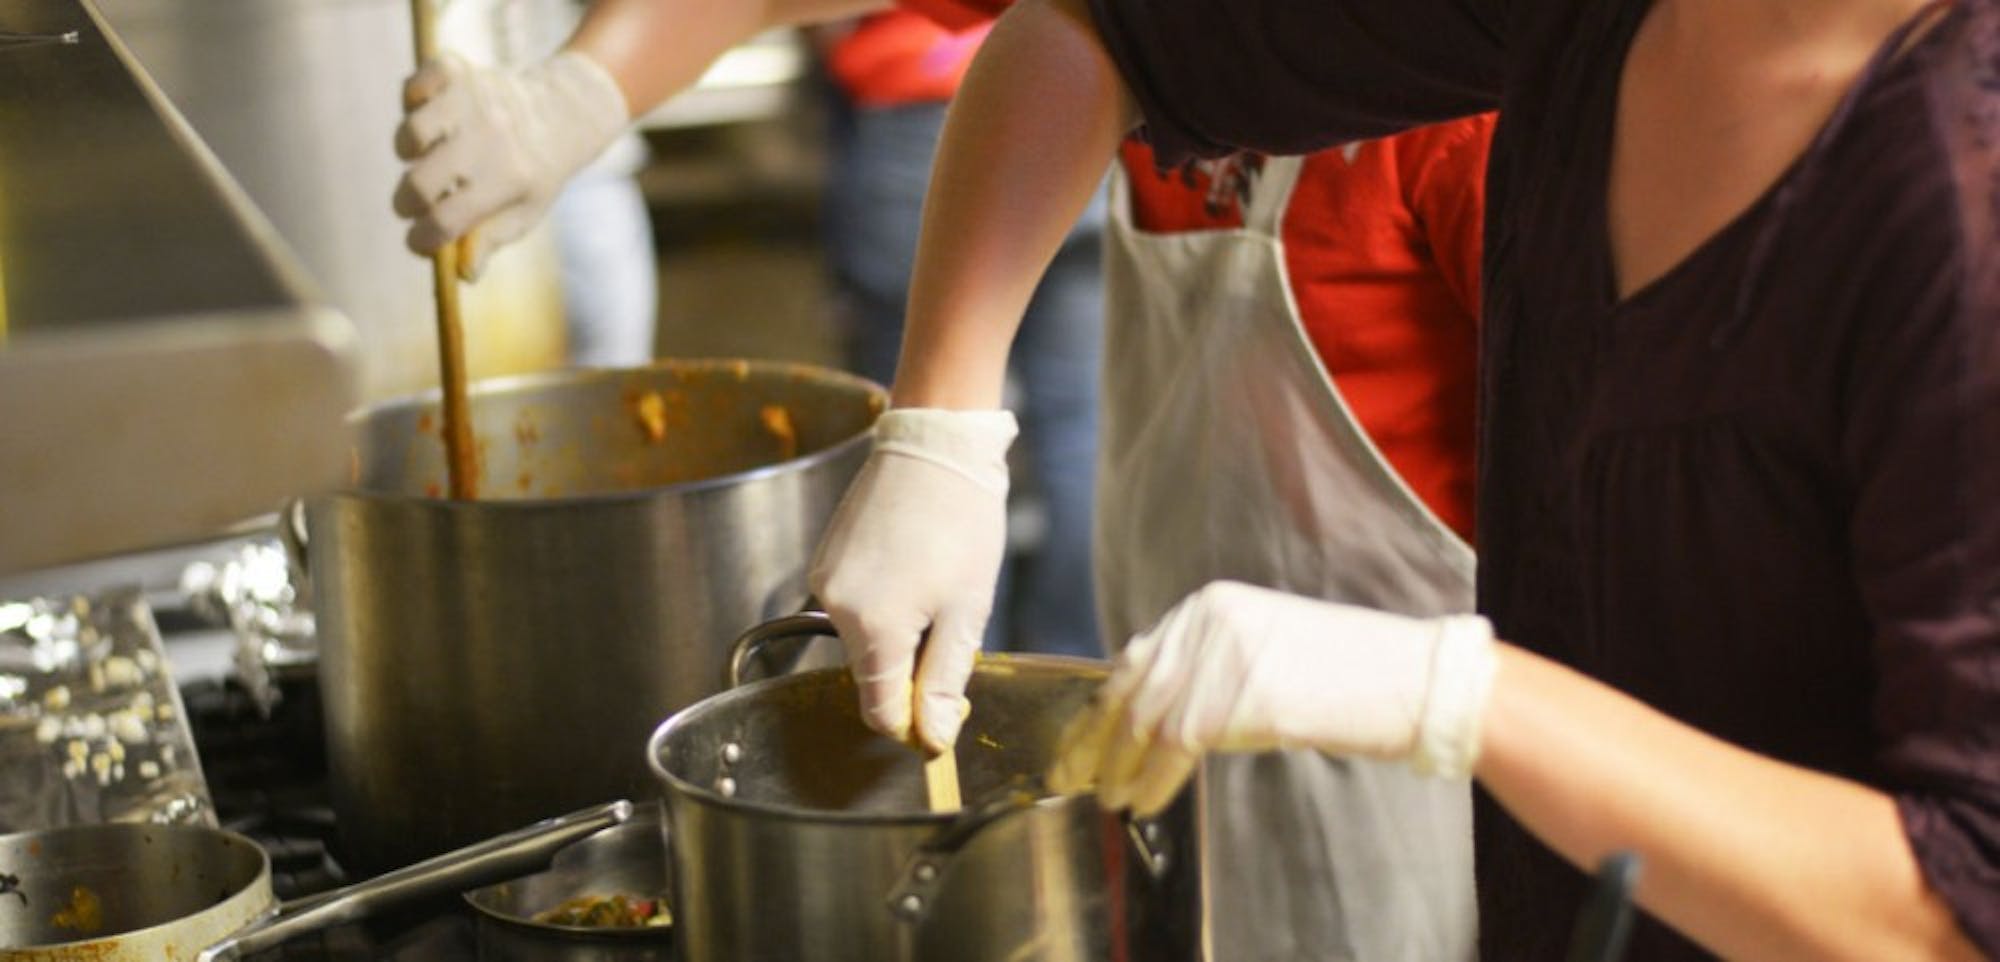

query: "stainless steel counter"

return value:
[0, 0, 356, 573]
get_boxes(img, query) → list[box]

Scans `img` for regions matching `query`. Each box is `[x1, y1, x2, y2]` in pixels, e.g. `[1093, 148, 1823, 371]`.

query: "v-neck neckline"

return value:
[1584, 0, 1953, 315]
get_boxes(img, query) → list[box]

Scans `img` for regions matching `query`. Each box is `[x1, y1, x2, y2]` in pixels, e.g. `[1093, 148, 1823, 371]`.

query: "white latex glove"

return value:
[1049, 580, 1499, 816]
[809, 408, 1018, 754]
[393, 51, 628, 278]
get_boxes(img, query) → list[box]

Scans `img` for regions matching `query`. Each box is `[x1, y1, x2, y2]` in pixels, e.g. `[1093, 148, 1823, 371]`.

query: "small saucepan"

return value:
[647, 613, 1201, 962]
[463, 801, 674, 962]
[0, 799, 632, 961]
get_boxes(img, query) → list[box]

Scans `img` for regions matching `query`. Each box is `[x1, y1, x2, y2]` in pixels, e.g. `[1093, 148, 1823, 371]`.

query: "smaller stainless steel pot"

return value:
[463, 802, 674, 962]
[648, 613, 1201, 962]
[0, 800, 631, 961]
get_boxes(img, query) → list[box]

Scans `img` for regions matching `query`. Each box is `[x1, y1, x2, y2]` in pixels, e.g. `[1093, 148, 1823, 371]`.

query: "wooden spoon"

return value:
[408, 0, 477, 500]
[923, 732, 962, 813]
[914, 642, 965, 812]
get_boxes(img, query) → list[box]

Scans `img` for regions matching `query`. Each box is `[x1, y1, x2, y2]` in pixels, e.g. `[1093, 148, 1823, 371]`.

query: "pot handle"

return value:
[886, 776, 1043, 924]
[885, 780, 1175, 926]
[725, 610, 837, 689]
[729, 613, 1177, 926]
[196, 799, 634, 962]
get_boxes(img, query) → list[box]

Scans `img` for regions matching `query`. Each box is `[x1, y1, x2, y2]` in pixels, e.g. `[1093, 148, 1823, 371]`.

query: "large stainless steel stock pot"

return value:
[304, 361, 883, 871]
[646, 613, 1202, 962]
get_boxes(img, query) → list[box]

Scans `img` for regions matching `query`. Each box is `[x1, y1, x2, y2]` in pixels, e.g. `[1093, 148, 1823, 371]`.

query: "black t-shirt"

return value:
[1085, 0, 2000, 956]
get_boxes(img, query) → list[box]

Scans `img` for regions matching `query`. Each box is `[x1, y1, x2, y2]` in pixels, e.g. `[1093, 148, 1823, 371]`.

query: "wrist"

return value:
[873, 408, 1018, 496]
[1410, 615, 1499, 778]
[884, 318, 1015, 409]
[888, 370, 1009, 410]
[540, 51, 632, 151]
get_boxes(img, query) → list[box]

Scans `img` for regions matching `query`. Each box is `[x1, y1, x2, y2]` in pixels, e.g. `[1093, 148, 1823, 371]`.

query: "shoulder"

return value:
[1912, 0, 2000, 301]
[1787, 5, 1999, 298]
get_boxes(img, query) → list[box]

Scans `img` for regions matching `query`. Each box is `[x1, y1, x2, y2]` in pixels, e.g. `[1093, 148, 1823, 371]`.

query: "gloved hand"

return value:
[809, 408, 1018, 754]
[1048, 580, 1499, 815]
[393, 51, 628, 278]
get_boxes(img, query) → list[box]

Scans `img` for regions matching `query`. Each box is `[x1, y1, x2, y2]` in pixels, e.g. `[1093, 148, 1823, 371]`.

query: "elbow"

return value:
[1848, 927, 1984, 962]
[1781, 899, 1986, 962]
[1888, 906, 1987, 962]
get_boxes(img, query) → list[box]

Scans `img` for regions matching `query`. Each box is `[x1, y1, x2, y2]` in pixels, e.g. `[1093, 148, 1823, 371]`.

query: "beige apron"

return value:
[1096, 155, 1478, 961]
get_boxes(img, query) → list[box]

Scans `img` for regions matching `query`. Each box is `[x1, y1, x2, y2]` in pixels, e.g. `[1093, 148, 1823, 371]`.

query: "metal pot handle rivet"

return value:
[1128, 817, 1171, 879]
[887, 861, 943, 924]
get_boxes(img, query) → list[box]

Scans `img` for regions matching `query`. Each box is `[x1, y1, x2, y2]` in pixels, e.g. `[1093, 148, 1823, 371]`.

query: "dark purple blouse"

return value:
[1083, 0, 2000, 956]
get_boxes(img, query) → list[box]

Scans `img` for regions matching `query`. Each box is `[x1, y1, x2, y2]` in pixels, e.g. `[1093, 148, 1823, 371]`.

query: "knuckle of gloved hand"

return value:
[391, 176, 423, 218]
[488, 148, 531, 193]
[849, 644, 908, 684]
[392, 122, 423, 161]
[860, 699, 908, 735]
[857, 694, 908, 737]
[402, 72, 443, 112]
[1195, 579, 1256, 610]
[804, 557, 839, 595]
[918, 694, 969, 740]
[850, 639, 921, 688]
[812, 563, 873, 602]
[813, 591, 863, 626]
[846, 605, 920, 647]
[1153, 711, 1197, 753]
[940, 611, 989, 652]
[475, 94, 518, 140]
[1196, 583, 1258, 637]
[429, 204, 474, 246]
[407, 221, 443, 256]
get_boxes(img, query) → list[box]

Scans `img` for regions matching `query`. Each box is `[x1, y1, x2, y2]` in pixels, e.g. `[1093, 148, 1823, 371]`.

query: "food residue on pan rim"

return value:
[633, 390, 670, 444]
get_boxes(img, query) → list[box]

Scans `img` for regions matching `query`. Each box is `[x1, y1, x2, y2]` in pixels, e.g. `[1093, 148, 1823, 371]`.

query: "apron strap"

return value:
[1108, 159, 1134, 228]
[1243, 154, 1307, 238]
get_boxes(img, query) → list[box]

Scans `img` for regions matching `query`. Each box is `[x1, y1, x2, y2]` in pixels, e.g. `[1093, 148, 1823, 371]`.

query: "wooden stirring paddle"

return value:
[922, 725, 963, 813]
[913, 642, 965, 812]
[409, 0, 477, 499]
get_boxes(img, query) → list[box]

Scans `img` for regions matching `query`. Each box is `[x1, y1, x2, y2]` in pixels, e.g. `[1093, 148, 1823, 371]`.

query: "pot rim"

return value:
[334, 359, 886, 509]
[0, 822, 273, 952]
[645, 656, 1107, 827]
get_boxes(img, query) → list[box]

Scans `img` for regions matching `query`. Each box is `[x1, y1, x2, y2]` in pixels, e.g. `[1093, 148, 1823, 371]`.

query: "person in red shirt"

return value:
[818, 8, 986, 106]
[1117, 130, 1488, 545]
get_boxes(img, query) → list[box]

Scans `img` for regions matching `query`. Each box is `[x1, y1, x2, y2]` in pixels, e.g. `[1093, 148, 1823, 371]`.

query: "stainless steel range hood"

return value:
[0, 0, 357, 574]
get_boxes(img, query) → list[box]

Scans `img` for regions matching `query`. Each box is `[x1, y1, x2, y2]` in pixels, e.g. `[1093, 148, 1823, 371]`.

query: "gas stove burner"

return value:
[176, 673, 522, 960]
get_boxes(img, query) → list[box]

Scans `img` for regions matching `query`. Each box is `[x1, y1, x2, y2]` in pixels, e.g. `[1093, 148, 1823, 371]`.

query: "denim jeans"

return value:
[825, 97, 1107, 659]
[550, 134, 658, 368]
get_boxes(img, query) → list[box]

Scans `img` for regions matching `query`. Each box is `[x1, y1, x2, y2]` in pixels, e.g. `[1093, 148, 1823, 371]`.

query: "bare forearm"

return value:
[892, 0, 1135, 408]
[1476, 644, 1979, 960]
[568, 0, 888, 116]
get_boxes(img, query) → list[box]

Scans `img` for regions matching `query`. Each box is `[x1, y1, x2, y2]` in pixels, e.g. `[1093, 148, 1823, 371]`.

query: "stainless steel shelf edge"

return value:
[0, 0, 359, 574]
[0, 305, 356, 573]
